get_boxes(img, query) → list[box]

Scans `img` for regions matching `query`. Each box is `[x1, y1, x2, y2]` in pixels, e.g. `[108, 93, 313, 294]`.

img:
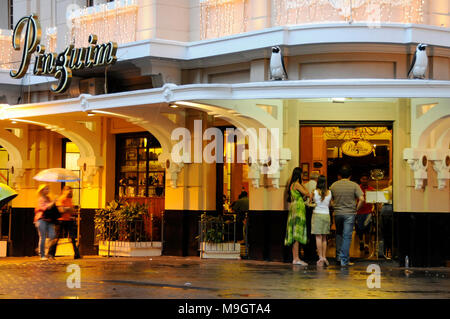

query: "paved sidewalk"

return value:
[0, 256, 448, 299]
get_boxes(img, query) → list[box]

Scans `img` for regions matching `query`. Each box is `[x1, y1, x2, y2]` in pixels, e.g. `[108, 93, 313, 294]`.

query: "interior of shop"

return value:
[300, 123, 393, 260]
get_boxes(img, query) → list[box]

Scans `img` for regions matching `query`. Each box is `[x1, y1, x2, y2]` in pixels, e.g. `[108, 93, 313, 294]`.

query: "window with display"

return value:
[116, 132, 165, 199]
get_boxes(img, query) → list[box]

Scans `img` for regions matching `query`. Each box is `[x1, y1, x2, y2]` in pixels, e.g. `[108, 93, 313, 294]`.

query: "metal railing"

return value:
[198, 212, 248, 258]
[97, 213, 163, 242]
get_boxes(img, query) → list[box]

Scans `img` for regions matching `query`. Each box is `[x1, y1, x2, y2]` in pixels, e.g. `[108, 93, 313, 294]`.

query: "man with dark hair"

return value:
[330, 165, 365, 266]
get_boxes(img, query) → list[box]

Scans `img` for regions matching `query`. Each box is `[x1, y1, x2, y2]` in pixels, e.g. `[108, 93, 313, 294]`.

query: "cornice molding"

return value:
[3, 79, 450, 118]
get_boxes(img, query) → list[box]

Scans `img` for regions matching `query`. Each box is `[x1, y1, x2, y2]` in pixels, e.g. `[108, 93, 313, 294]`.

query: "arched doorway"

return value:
[115, 132, 165, 241]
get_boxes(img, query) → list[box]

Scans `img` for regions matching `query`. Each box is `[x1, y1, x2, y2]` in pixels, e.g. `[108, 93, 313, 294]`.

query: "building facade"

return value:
[0, 0, 449, 266]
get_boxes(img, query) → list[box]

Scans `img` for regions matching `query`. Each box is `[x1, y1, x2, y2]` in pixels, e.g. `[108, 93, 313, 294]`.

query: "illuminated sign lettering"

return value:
[10, 15, 117, 94]
[341, 140, 373, 157]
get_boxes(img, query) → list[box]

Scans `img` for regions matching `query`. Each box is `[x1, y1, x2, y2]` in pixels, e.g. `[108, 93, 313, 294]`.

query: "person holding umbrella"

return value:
[47, 186, 81, 259]
[33, 168, 80, 260]
[34, 184, 58, 260]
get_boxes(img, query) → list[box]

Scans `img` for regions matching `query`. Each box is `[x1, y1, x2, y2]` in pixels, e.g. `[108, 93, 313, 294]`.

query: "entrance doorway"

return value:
[215, 126, 249, 214]
[300, 122, 393, 260]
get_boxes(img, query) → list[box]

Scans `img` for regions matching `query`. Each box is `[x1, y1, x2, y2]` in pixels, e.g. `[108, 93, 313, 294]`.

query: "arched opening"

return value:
[114, 131, 165, 242]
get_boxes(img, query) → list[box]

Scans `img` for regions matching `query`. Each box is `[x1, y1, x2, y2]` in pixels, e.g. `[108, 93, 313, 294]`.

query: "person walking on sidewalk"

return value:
[330, 165, 365, 266]
[34, 185, 57, 261]
[285, 167, 311, 266]
[311, 175, 332, 267]
[48, 186, 81, 259]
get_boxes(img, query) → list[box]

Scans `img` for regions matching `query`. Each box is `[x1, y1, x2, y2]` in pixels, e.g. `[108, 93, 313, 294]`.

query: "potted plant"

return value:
[197, 213, 241, 259]
[95, 200, 162, 257]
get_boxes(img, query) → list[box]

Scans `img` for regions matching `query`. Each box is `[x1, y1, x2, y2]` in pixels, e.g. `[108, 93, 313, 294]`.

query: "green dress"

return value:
[285, 188, 307, 246]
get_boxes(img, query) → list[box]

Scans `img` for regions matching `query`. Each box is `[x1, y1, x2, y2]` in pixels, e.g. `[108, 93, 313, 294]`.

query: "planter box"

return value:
[200, 242, 241, 259]
[99, 241, 162, 257]
[0, 241, 7, 257]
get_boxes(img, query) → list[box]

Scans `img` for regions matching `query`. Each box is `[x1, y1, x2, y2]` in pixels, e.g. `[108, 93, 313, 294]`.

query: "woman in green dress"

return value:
[285, 167, 311, 265]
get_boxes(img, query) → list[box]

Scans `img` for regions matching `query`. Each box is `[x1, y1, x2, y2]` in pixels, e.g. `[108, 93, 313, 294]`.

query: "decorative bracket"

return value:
[83, 166, 100, 188]
[246, 148, 291, 189]
[429, 150, 450, 190]
[266, 148, 292, 189]
[7, 164, 26, 189]
[403, 148, 429, 190]
[162, 83, 178, 102]
[165, 160, 183, 189]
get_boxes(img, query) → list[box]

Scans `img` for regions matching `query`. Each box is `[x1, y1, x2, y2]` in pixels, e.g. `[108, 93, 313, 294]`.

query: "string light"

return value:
[273, 0, 424, 26]
[200, 0, 249, 40]
[67, 0, 138, 47]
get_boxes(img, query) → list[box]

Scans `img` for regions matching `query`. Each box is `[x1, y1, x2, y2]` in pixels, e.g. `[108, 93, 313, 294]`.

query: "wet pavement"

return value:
[0, 256, 448, 299]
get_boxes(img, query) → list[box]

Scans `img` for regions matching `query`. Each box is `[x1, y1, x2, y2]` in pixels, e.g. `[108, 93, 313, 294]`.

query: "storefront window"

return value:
[116, 132, 165, 199]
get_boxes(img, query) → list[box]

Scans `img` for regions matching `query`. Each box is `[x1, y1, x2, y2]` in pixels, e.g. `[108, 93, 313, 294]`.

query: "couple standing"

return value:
[285, 165, 364, 266]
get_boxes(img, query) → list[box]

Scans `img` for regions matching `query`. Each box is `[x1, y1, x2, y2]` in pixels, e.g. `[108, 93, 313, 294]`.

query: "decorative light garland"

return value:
[200, 0, 249, 40]
[0, 30, 21, 71]
[273, 0, 424, 26]
[67, 0, 138, 47]
[200, 0, 426, 39]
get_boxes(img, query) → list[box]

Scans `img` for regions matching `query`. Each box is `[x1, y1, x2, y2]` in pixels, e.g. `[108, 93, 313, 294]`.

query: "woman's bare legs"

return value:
[316, 235, 324, 266]
[293, 242, 308, 265]
[292, 241, 299, 263]
[322, 235, 329, 266]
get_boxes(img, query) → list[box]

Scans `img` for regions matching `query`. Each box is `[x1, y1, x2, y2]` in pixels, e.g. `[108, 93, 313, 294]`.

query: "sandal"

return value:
[293, 260, 308, 266]
[316, 259, 324, 267]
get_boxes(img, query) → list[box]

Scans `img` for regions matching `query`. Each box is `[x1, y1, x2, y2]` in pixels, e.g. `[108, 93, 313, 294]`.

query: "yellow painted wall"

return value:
[11, 127, 63, 208]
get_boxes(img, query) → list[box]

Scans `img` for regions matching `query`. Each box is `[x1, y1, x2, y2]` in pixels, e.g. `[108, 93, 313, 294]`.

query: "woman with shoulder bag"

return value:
[34, 185, 58, 261]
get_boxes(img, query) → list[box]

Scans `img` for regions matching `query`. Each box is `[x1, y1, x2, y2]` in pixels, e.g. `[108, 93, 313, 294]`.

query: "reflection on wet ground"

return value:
[0, 256, 448, 299]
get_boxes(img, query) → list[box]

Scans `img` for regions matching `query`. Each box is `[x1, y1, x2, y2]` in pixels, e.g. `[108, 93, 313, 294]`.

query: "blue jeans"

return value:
[335, 214, 356, 266]
[35, 220, 55, 258]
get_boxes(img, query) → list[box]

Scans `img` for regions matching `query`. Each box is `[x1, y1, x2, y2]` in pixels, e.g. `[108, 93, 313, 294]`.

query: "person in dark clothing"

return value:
[231, 191, 249, 241]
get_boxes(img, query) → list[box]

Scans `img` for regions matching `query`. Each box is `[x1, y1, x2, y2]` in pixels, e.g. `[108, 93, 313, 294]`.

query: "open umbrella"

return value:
[33, 168, 80, 182]
[0, 183, 18, 209]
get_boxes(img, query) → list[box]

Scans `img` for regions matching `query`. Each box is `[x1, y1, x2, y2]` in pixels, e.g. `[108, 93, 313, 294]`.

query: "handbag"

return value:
[43, 204, 61, 223]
